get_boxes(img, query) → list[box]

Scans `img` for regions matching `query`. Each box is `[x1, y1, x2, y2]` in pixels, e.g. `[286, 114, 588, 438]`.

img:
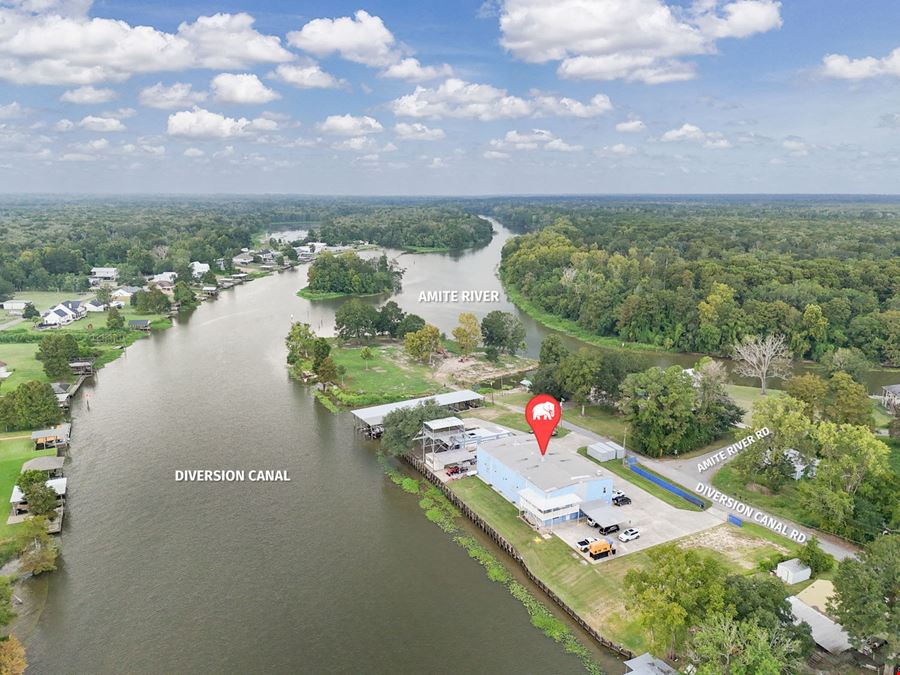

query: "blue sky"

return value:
[1, 0, 899, 194]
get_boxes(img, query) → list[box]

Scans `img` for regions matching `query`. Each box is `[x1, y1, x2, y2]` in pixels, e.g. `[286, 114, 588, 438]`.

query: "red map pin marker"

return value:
[525, 394, 561, 456]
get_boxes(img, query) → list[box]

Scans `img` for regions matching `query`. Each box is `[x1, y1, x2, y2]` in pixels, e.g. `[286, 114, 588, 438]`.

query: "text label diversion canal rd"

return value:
[697, 427, 771, 473]
[695, 483, 808, 543]
[175, 470, 291, 482]
[417, 290, 500, 303]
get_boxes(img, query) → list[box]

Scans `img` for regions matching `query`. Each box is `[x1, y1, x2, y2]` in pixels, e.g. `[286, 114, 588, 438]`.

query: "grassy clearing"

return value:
[724, 384, 782, 426]
[503, 280, 662, 353]
[872, 403, 893, 430]
[449, 476, 788, 653]
[495, 391, 533, 407]
[887, 438, 900, 475]
[562, 405, 627, 444]
[460, 406, 570, 437]
[0, 343, 45, 389]
[0, 433, 55, 540]
[578, 449, 705, 512]
[296, 288, 348, 301]
[10, 291, 90, 312]
[712, 465, 809, 526]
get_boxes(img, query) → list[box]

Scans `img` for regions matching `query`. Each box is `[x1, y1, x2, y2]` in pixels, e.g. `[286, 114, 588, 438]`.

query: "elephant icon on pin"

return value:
[531, 401, 556, 421]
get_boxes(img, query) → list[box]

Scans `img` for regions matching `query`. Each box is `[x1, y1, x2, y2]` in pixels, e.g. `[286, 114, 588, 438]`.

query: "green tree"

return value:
[335, 299, 379, 341]
[311, 338, 331, 370]
[823, 371, 874, 427]
[17, 469, 47, 494]
[376, 301, 405, 337]
[360, 346, 374, 370]
[784, 373, 828, 419]
[618, 366, 696, 457]
[381, 401, 449, 456]
[452, 312, 481, 358]
[797, 536, 834, 576]
[829, 534, 899, 656]
[0, 381, 62, 431]
[94, 286, 112, 305]
[285, 322, 316, 361]
[106, 306, 124, 329]
[36, 332, 80, 379]
[689, 613, 804, 675]
[823, 347, 871, 383]
[404, 324, 441, 365]
[0, 576, 16, 628]
[395, 313, 425, 339]
[173, 280, 196, 308]
[625, 544, 726, 659]
[558, 349, 602, 415]
[314, 356, 338, 390]
[481, 311, 525, 354]
[24, 483, 59, 519]
[15, 516, 58, 576]
[0, 635, 26, 675]
[22, 303, 39, 320]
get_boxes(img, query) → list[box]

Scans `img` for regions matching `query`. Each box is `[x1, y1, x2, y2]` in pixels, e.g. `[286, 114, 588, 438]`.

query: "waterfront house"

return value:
[50, 382, 71, 409]
[232, 253, 254, 266]
[32, 423, 71, 451]
[190, 261, 210, 278]
[881, 384, 900, 413]
[149, 272, 178, 285]
[1, 299, 32, 315]
[10, 477, 67, 516]
[41, 300, 86, 326]
[69, 357, 95, 377]
[89, 266, 118, 286]
[111, 286, 140, 304]
[128, 319, 151, 331]
[83, 298, 107, 312]
[476, 435, 614, 528]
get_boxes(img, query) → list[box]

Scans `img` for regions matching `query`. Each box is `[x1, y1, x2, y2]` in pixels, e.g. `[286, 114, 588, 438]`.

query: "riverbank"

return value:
[296, 287, 385, 301]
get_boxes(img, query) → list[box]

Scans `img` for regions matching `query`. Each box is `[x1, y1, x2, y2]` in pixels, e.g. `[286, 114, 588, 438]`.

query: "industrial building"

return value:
[476, 435, 614, 528]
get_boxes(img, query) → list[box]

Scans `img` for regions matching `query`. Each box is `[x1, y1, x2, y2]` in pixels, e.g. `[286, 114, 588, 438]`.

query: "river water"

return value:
[22, 218, 894, 673]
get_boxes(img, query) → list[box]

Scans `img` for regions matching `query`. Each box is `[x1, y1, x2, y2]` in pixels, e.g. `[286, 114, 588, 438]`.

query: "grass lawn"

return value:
[724, 384, 782, 426]
[48, 310, 170, 332]
[712, 464, 810, 526]
[0, 432, 55, 540]
[888, 438, 900, 475]
[11, 291, 91, 312]
[873, 403, 893, 430]
[578, 449, 705, 512]
[296, 288, 348, 301]
[495, 391, 533, 407]
[449, 476, 791, 653]
[0, 343, 46, 389]
[563, 405, 627, 444]
[329, 344, 441, 401]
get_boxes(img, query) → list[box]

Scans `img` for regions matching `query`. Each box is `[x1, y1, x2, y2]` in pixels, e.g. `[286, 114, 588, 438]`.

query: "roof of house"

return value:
[113, 286, 141, 294]
[624, 653, 678, 675]
[478, 434, 606, 493]
[883, 384, 900, 394]
[128, 319, 151, 327]
[22, 456, 65, 472]
[10, 477, 67, 503]
[59, 300, 81, 311]
[351, 390, 484, 427]
[49, 382, 69, 395]
[787, 596, 851, 655]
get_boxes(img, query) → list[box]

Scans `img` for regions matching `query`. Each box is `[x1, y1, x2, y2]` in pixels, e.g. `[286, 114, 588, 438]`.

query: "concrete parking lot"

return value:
[552, 474, 722, 562]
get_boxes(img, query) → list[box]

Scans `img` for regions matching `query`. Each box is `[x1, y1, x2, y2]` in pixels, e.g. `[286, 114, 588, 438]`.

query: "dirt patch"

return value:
[746, 483, 773, 496]
[432, 354, 536, 387]
[680, 526, 788, 569]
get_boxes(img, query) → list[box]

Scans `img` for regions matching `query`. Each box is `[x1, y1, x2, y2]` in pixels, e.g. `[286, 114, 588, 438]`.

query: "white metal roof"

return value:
[352, 390, 483, 427]
[519, 488, 582, 512]
[22, 456, 65, 472]
[787, 596, 851, 654]
[11, 477, 67, 503]
[429, 448, 476, 469]
[424, 416, 465, 431]
[580, 500, 619, 527]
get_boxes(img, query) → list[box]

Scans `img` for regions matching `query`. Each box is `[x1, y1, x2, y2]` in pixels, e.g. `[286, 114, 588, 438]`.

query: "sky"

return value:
[1, 0, 900, 194]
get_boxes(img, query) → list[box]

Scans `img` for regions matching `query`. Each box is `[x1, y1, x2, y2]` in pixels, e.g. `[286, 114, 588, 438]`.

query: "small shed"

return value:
[128, 319, 151, 331]
[776, 558, 811, 585]
[624, 653, 677, 674]
[22, 456, 65, 477]
[587, 438, 626, 462]
[882, 384, 900, 413]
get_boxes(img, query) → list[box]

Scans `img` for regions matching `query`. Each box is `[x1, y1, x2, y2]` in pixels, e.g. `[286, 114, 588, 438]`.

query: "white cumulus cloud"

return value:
[822, 49, 900, 80]
[317, 114, 383, 136]
[381, 58, 453, 82]
[139, 82, 207, 109]
[394, 122, 445, 140]
[211, 73, 280, 104]
[616, 119, 647, 133]
[60, 86, 116, 104]
[498, 0, 781, 84]
[271, 62, 343, 89]
[660, 123, 730, 148]
[79, 115, 125, 132]
[166, 106, 269, 138]
[288, 10, 396, 67]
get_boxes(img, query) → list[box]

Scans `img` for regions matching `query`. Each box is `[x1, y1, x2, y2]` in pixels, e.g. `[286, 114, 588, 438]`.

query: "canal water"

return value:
[23, 218, 894, 672]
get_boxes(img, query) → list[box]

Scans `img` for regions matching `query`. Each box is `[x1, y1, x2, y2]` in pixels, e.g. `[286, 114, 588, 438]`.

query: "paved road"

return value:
[0, 317, 23, 331]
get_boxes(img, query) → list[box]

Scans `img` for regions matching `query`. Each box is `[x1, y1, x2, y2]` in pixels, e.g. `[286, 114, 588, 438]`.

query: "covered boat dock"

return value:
[352, 390, 484, 437]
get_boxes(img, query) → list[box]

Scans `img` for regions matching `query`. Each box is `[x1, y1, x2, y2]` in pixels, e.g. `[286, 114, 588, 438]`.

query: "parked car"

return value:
[598, 524, 620, 535]
[612, 494, 632, 506]
[446, 466, 463, 476]
[586, 517, 598, 527]
[576, 537, 599, 553]
[612, 489, 625, 499]
[618, 528, 640, 542]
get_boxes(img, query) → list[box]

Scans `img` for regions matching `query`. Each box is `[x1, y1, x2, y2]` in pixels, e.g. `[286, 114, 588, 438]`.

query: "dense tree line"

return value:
[306, 252, 403, 296]
[314, 206, 493, 250]
[500, 203, 900, 366]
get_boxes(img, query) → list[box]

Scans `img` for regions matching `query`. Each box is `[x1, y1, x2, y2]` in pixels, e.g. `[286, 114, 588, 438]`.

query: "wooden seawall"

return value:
[402, 453, 635, 660]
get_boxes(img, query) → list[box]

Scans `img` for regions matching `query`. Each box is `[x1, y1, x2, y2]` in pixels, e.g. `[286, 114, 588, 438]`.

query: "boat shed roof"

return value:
[22, 456, 65, 472]
[352, 390, 483, 427]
